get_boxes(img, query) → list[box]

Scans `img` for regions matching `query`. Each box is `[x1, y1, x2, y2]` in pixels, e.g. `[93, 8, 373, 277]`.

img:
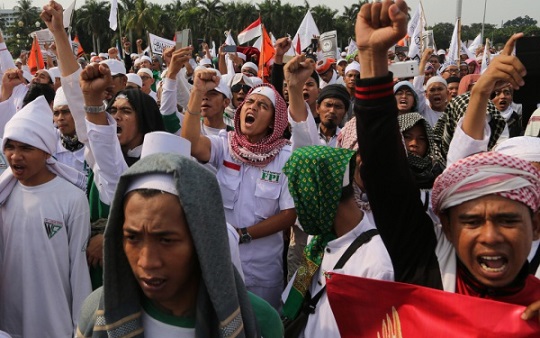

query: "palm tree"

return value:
[198, 0, 225, 42]
[77, 0, 111, 53]
[125, 0, 159, 39]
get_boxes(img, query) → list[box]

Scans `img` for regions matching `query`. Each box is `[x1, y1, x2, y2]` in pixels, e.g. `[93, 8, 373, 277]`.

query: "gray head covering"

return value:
[103, 153, 258, 337]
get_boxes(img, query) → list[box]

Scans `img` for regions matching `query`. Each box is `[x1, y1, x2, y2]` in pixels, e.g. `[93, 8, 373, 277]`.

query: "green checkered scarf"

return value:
[281, 146, 355, 320]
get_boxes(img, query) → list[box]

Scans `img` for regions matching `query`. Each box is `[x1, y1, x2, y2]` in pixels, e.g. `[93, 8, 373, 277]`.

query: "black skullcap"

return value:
[446, 76, 461, 85]
[317, 84, 350, 111]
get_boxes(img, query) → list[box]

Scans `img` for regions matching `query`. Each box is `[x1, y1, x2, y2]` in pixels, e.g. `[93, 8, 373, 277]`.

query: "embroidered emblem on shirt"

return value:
[44, 218, 63, 239]
[0, 153, 7, 170]
[261, 170, 280, 183]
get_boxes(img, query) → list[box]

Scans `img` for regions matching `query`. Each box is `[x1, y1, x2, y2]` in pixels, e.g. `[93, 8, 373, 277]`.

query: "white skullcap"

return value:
[231, 73, 254, 87]
[141, 131, 191, 159]
[344, 61, 360, 75]
[101, 59, 126, 76]
[494, 136, 540, 163]
[199, 58, 212, 66]
[3, 96, 56, 155]
[426, 76, 447, 88]
[249, 86, 275, 106]
[140, 55, 152, 63]
[215, 78, 232, 99]
[48, 67, 60, 79]
[125, 173, 178, 196]
[126, 73, 142, 88]
[250, 77, 263, 86]
[237, 52, 247, 61]
[137, 68, 153, 78]
[22, 70, 33, 83]
[242, 62, 258, 73]
[53, 87, 68, 109]
[98, 52, 109, 59]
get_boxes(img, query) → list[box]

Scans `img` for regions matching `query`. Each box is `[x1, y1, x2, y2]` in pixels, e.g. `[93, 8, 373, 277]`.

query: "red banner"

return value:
[326, 273, 540, 338]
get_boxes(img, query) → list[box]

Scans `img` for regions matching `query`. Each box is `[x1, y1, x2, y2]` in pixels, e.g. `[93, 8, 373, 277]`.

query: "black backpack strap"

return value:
[333, 228, 379, 270]
[303, 228, 380, 313]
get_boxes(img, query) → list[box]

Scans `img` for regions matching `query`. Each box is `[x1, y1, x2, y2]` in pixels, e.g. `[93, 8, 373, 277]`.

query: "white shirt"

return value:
[142, 310, 195, 337]
[208, 131, 295, 288]
[282, 217, 394, 338]
[288, 104, 340, 150]
[0, 177, 91, 338]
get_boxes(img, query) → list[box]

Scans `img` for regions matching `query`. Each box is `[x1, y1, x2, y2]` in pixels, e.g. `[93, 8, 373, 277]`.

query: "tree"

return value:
[429, 22, 455, 50]
[76, 0, 112, 53]
[504, 15, 537, 28]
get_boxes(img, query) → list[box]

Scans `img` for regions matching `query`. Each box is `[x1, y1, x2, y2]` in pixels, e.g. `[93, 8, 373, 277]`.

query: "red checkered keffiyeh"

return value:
[229, 83, 290, 167]
[431, 152, 540, 215]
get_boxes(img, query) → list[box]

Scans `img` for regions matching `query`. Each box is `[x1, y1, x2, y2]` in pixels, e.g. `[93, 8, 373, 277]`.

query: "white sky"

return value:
[1, 0, 539, 27]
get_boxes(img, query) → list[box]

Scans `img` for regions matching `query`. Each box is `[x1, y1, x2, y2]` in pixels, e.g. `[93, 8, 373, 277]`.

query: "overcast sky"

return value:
[1, 0, 539, 27]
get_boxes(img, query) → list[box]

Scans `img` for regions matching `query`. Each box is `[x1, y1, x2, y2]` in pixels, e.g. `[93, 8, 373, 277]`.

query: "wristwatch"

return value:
[238, 227, 252, 244]
[83, 104, 107, 114]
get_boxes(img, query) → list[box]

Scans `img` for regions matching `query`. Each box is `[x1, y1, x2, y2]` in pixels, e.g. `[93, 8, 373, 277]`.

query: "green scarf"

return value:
[282, 146, 355, 320]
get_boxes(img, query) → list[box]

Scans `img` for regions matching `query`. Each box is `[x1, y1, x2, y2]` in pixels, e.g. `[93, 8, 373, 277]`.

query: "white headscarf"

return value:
[0, 96, 87, 204]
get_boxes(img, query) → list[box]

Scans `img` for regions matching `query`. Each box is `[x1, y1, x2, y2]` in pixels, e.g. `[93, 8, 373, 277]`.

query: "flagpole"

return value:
[456, 0, 462, 62]
[481, 0, 488, 41]
[117, 6, 123, 59]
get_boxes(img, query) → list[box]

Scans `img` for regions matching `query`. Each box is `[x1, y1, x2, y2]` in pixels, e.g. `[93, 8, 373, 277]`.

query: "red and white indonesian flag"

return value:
[326, 273, 540, 338]
[238, 17, 262, 45]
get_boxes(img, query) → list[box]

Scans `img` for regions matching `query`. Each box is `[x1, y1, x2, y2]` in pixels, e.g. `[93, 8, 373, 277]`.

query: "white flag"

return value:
[63, 0, 76, 28]
[407, 2, 425, 60]
[109, 0, 118, 31]
[291, 11, 320, 54]
[468, 33, 482, 54]
[225, 30, 236, 46]
[447, 19, 460, 62]
[347, 39, 358, 57]
[480, 39, 491, 74]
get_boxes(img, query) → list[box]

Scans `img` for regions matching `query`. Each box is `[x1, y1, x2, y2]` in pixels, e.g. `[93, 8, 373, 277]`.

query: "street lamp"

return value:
[35, 21, 41, 28]
[18, 21, 23, 27]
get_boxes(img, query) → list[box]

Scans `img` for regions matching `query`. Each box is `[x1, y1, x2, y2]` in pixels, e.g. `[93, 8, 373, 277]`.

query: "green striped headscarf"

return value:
[282, 145, 355, 320]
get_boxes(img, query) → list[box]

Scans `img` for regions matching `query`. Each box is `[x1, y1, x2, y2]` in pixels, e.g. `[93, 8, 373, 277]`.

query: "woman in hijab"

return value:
[181, 69, 296, 309]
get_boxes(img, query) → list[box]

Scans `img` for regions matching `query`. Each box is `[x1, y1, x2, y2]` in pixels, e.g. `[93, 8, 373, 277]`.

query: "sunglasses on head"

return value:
[231, 83, 252, 93]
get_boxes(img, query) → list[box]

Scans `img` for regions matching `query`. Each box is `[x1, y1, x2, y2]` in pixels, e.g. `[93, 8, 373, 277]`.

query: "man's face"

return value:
[201, 90, 229, 118]
[108, 74, 127, 99]
[242, 67, 257, 78]
[492, 85, 513, 112]
[53, 105, 76, 137]
[109, 97, 143, 152]
[3, 139, 51, 186]
[123, 191, 199, 315]
[447, 82, 459, 99]
[442, 66, 459, 79]
[403, 124, 427, 157]
[460, 64, 469, 77]
[442, 195, 540, 288]
[345, 70, 359, 91]
[32, 70, 52, 85]
[394, 87, 415, 114]
[231, 83, 251, 108]
[240, 93, 274, 143]
[426, 83, 449, 112]
[337, 61, 348, 77]
[429, 56, 441, 71]
[141, 60, 152, 69]
[138, 73, 154, 94]
[151, 58, 161, 71]
[303, 77, 320, 107]
[317, 98, 346, 130]
[319, 67, 334, 83]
